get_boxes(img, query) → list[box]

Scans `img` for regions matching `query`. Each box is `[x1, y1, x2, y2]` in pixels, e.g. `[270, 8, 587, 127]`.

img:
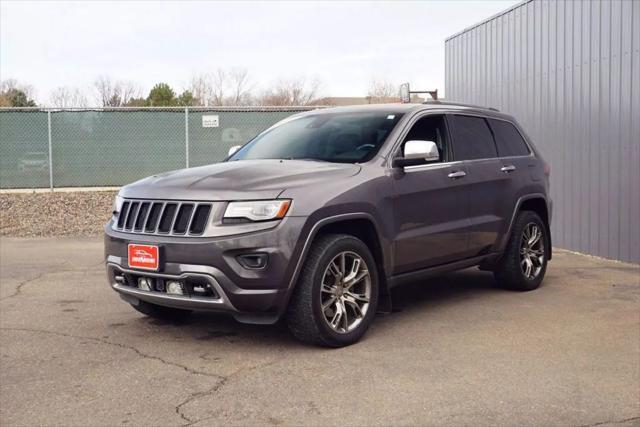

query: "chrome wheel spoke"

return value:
[329, 302, 343, 329]
[524, 256, 533, 278]
[327, 261, 342, 279]
[322, 296, 337, 311]
[343, 296, 364, 318]
[340, 300, 349, 331]
[345, 269, 368, 290]
[321, 283, 334, 294]
[528, 226, 541, 247]
[343, 257, 361, 283]
[345, 290, 369, 303]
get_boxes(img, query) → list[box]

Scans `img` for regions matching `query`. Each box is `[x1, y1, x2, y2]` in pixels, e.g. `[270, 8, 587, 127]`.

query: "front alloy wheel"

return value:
[286, 234, 379, 347]
[320, 251, 372, 334]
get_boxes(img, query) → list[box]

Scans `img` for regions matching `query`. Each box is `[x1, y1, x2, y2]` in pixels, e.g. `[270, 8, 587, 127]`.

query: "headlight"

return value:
[112, 195, 124, 215]
[224, 200, 291, 222]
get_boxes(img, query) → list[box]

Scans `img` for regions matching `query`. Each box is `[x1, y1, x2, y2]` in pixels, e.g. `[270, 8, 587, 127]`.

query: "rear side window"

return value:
[488, 119, 530, 157]
[449, 115, 497, 160]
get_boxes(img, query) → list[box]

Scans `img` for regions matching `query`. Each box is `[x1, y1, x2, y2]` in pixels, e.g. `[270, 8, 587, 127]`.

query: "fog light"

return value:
[137, 277, 153, 291]
[166, 281, 184, 295]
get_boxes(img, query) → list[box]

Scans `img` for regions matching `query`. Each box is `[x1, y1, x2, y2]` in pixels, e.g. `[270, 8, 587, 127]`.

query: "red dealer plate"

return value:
[128, 244, 159, 271]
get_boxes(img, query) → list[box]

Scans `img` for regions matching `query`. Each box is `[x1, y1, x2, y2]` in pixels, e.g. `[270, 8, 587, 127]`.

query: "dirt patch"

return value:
[0, 191, 116, 237]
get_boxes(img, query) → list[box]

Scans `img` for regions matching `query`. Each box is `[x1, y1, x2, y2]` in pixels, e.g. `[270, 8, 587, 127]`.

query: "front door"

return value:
[391, 114, 470, 274]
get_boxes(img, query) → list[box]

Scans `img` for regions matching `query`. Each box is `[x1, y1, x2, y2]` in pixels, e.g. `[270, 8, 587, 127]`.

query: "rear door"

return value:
[448, 114, 512, 256]
[486, 118, 536, 246]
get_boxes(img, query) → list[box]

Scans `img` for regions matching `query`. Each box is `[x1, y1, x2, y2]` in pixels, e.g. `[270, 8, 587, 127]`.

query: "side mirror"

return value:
[228, 145, 241, 157]
[392, 140, 440, 168]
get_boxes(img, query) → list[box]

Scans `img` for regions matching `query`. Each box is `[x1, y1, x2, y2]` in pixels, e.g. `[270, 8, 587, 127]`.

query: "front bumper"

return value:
[104, 215, 308, 324]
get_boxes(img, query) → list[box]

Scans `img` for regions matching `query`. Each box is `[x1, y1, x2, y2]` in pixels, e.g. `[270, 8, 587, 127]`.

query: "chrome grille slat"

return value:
[124, 202, 139, 230]
[168, 202, 182, 235]
[114, 199, 212, 236]
[185, 203, 198, 234]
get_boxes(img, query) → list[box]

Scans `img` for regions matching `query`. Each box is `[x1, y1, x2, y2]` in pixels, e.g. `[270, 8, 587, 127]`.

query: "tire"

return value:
[494, 210, 549, 291]
[286, 234, 379, 347]
[130, 300, 192, 322]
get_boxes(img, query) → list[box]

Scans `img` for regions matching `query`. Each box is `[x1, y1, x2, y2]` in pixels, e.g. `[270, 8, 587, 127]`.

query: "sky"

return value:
[1, 0, 519, 105]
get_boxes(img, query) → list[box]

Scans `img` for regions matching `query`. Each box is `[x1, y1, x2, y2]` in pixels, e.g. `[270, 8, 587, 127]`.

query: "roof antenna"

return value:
[400, 83, 438, 103]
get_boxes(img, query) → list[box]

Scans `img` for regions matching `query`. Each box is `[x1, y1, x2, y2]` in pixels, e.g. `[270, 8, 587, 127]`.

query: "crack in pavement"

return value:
[576, 416, 640, 427]
[0, 272, 47, 301]
[0, 327, 284, 426]
[0, 263, 106, 302]
[0, 327, 225, 380]
[175, 360, 278, 426]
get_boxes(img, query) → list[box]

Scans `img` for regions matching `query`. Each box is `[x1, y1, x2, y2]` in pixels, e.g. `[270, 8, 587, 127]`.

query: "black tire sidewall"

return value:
[309, 237, 379, 346]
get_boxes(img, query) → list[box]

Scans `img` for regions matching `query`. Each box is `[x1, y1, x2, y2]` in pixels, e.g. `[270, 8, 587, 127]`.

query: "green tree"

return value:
[3, 89, 37, 107]
[146, 83, 176, 106]
[123, 97, 147, 107]
[177, 90, 198, 106]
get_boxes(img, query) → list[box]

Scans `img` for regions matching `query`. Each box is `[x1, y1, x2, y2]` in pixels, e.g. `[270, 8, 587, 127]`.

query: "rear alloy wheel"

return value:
[494, 210, 548, 291]
[519, 222, 545, 280]
[286, 234, 379, 347]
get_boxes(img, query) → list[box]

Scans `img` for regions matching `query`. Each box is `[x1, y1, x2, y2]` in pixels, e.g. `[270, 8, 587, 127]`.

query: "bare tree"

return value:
[258, 78, 321, 106]
[188, 73, 209, 106]
[227, 68, 253, 106]
[188, 68, 253, 106]
[49, 86, 88, 108]
[367, 78, 399, 103]
[94, 76, 142, 107]
[210, 69, 227, 106]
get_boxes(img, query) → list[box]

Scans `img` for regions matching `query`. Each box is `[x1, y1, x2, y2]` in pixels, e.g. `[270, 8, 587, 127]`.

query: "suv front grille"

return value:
[114, 199, 213, 236]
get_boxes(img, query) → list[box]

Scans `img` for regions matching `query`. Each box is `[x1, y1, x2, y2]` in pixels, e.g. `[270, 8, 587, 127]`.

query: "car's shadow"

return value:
[133, 268, 506, 347]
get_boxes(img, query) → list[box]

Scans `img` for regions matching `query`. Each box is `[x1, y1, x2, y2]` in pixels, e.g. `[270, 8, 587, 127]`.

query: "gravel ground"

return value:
[0, 191, 116, 237]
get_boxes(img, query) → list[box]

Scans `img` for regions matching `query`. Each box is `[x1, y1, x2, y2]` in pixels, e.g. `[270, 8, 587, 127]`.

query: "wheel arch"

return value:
[284, 213, 392, 314]
[500, 194, 552, 260]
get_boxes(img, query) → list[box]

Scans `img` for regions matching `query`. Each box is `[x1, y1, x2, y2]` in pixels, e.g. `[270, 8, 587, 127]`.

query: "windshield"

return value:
[228, 111, 405, 163]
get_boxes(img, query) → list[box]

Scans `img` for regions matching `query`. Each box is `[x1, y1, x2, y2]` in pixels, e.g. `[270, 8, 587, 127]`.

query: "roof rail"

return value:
[423, 100, 500, 112]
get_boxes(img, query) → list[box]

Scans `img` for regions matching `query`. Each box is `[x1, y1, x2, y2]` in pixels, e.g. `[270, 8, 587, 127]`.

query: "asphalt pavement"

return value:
[1, 237, 638, 426]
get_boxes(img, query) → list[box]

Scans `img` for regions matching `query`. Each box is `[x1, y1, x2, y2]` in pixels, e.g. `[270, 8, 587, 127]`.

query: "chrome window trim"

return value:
[403, 160, 465, 172]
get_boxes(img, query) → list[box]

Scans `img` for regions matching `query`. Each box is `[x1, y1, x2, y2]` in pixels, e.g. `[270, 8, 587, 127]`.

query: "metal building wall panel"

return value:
[445, 0, 640, 263]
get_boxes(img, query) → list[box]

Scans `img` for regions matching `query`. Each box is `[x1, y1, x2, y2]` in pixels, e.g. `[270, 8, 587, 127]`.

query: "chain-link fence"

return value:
[0, 106, 319, 189]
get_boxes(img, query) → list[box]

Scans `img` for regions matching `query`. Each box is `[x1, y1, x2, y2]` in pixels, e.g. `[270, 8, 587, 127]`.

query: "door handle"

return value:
[447, 171, 466, 179]
[501, 165, 516, 173]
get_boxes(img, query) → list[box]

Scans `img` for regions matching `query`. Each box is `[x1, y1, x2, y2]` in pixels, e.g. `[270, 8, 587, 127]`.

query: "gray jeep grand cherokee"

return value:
[105, 102, 552, 347]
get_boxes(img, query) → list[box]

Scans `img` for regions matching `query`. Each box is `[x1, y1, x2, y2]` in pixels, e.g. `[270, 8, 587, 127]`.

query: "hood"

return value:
[120, 159, 361, 201]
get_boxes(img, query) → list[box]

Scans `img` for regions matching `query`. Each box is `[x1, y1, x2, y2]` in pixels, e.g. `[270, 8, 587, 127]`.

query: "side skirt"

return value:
[387, 253, 501, 289]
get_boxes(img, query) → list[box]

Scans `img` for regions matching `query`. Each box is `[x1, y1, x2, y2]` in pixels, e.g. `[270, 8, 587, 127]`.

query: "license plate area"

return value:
[128, 244, 159, 271]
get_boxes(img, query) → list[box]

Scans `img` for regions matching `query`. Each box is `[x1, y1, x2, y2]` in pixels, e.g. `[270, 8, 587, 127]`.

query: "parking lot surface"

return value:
[1, 237, 638, 426]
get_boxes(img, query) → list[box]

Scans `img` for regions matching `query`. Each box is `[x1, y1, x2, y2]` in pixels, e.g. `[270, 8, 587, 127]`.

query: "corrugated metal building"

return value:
[445, 0, 639, 263]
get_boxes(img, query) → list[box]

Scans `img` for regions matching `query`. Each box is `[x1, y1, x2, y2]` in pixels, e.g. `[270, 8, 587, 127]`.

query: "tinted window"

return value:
[229, 112, 405, 164]
[488, 119, 530, 157]
[449, 115, 497, 160]
[402, 115, 449, 162]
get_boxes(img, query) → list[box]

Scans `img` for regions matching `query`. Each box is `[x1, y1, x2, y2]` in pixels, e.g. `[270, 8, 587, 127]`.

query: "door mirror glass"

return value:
[228, 145, 241, 157]
[404, 140, 439, 162]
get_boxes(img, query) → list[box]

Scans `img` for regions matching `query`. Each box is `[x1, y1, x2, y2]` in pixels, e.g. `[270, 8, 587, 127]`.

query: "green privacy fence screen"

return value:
[0, 107, 318, 189]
